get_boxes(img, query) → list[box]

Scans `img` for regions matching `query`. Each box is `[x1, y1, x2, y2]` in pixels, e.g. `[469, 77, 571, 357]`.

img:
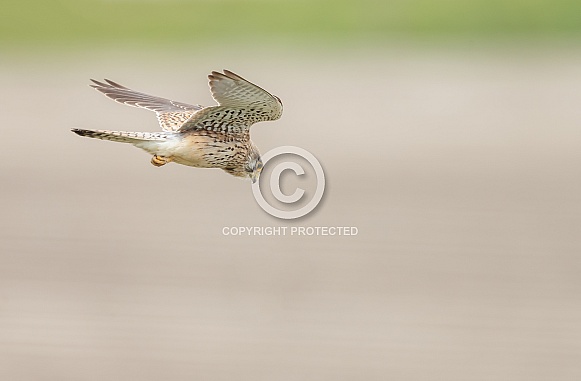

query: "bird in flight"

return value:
[72, 70, 283, 183]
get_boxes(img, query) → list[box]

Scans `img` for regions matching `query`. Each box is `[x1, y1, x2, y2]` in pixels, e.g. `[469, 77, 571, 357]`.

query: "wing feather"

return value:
[178, 70, 282, 133]
[90, 79, 203, 131]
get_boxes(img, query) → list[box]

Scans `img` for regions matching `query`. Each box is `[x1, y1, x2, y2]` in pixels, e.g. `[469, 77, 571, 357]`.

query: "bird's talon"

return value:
[151, 155, 169, 167]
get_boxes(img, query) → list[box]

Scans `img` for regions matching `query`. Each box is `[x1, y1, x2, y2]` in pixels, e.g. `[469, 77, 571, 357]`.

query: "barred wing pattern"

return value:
[177, 70, 283, 134]
[90, 79, 203, 131]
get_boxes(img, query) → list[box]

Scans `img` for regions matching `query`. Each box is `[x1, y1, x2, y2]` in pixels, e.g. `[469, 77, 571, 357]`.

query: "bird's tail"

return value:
[71, 128, 169, 144]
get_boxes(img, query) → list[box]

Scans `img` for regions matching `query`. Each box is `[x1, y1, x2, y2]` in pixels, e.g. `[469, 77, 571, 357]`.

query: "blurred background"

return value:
[1, 1, 580, 380]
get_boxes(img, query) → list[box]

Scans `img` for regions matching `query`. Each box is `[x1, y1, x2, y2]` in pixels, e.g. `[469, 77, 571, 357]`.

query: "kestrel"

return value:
[72, 70, 283, 182]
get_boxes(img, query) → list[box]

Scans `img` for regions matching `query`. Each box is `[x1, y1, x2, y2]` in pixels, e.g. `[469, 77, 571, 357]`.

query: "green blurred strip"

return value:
[1, 0, 580, 46]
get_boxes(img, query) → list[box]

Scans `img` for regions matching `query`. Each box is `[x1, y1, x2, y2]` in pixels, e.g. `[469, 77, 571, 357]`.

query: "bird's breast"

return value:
[168, 133, 248, 169]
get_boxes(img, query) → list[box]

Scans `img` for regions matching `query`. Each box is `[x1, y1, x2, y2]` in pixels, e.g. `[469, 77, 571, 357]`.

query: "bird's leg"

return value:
[151, 155, 171, 167]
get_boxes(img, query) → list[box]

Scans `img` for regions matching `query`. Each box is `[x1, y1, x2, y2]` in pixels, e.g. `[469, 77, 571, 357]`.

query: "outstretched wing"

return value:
[178, 70, 283, 133]
[90, 79, 204, 132]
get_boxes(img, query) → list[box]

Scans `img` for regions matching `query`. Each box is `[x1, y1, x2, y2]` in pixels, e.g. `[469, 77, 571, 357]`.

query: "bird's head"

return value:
[245, 146, 263, 184]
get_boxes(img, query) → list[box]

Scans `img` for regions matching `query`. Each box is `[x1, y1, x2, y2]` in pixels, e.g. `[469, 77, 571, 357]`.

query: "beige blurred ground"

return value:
[0, 45, 580, 380]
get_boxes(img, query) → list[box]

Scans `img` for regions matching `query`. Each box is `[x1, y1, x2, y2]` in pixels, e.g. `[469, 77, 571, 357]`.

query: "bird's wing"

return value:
[209, 70, 282, 119]
[90, 79, 204, 131]
[177, 70, 282, 133]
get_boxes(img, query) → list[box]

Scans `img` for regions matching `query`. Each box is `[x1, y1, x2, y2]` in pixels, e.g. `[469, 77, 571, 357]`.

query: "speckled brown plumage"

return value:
[72, 70, 283, 182]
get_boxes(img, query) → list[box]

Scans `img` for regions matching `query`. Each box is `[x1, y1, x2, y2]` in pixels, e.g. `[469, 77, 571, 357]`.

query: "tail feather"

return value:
[71, 128, 169, 144]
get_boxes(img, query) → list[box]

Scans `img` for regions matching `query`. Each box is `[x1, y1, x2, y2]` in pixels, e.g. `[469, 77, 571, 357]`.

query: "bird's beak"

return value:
[251, 170, 260, 184]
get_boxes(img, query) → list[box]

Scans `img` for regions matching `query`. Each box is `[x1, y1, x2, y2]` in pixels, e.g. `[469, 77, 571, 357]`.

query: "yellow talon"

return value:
[151, 155, 169, 167]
